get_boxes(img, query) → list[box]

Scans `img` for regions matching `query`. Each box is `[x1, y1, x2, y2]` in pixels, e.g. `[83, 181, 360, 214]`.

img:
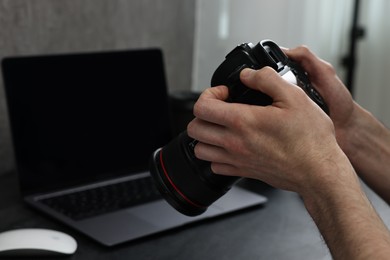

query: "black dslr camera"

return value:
[150, 39, 329, 216]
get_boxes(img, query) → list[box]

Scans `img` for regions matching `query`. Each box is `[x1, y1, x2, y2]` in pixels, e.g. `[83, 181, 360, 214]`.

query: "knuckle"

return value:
[256, 66, 278, 81]
[296, 45, 311, 55]
[192, 94, 208, 117]
[322, 60, 336, 75]
[186, 120, 195, 135]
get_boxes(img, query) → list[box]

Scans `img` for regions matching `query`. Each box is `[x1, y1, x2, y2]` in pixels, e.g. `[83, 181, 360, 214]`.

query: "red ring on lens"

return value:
[159, 150, 205, 209]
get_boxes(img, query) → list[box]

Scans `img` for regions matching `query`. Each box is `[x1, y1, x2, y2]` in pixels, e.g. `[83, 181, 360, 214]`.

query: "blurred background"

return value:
[1, 0, 389, 176]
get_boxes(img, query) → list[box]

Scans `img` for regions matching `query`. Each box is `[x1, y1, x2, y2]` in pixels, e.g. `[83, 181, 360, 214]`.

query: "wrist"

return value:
[335, 102, 390, 203]
[299, 148, 359, 212]
[335, 101, 390, 170]
[335, 102, 373, 160]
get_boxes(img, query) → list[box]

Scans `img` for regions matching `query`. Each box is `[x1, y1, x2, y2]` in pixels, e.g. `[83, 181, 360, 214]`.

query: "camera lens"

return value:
[150, 131, 240, 216]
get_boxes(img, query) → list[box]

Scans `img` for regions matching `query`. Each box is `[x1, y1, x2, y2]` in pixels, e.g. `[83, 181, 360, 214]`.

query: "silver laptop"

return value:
[1, 48, 267, 247]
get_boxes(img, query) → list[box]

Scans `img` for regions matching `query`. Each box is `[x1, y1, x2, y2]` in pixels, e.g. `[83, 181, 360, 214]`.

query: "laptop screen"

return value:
[2, 48, 174, 195]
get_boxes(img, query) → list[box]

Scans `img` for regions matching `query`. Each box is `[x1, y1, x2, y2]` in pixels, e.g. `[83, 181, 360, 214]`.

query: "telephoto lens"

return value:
[150, 131, 240, 216]
[149, 39, 328, 217]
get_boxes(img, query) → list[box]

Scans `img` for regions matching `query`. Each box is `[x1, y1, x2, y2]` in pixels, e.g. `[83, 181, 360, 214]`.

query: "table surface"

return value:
[0, 170, 359, 260]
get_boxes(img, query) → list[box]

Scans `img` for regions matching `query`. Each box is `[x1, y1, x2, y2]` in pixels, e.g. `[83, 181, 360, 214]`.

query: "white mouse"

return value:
[0, 228, 77, 257]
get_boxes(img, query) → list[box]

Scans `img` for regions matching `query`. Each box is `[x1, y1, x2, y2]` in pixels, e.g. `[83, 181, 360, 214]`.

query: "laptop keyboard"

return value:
[39, 176, 162, 221]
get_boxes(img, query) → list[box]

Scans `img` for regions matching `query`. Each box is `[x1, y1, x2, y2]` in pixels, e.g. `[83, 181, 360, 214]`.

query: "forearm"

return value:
[336, 102, 390, 204]
[301, 151, 390, 259]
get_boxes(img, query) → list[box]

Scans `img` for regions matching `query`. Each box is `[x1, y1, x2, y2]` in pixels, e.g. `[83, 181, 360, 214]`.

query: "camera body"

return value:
[211, 39, 328, 112]
[149, 39, 328, 217]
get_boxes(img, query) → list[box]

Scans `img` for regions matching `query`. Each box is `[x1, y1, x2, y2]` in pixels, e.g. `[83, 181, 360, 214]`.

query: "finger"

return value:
[239, 67, 295, 104]
[283, 46, 329, 78]
[197, 84, 230, 102]
[193, 85, 247, 127]
[194, 141, 229, 164]
[187, 117, 227, 147]
[194, 142, 243, 177]
[283, 45, 315, 67]
[210, 162, 239, 177]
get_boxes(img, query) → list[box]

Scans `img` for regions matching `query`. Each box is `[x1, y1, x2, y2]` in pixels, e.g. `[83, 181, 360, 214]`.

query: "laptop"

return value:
[1, 48, 267, 247]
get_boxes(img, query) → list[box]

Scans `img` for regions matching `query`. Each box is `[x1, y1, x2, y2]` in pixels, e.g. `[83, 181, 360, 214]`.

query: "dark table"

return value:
[0, 171, 333, 260]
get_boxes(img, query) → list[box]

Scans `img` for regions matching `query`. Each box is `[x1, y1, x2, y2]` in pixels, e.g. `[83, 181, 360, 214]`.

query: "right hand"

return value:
[284, 46, 358, 150]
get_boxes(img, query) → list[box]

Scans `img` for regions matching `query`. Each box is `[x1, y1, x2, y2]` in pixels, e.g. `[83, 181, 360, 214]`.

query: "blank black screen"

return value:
[2, 49, 173, 195]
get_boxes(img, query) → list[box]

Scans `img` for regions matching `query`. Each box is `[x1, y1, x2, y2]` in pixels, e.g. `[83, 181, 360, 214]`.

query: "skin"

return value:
[187, 45, 390, 259]
[285, 47, 390, 205]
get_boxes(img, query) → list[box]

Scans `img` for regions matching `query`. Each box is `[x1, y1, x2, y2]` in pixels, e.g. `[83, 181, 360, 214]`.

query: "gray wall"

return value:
[0, 0, 196, 175]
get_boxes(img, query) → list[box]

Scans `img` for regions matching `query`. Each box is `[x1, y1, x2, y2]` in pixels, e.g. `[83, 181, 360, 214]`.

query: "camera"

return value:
[149, 39, 329, 216]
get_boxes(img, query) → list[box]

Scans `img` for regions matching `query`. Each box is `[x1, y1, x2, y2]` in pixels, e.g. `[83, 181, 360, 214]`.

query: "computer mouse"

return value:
[0, 228, 77, 257]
